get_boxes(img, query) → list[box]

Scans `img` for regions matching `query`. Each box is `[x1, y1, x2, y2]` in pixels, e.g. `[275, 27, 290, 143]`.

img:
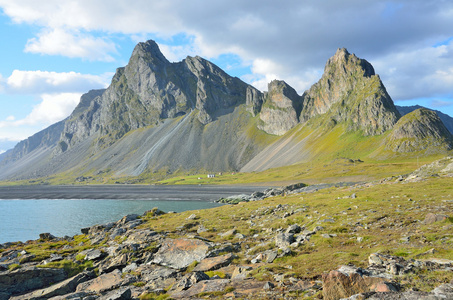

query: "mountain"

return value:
[0, 42, 452, 182]
[385, 108, 453, 153]
[300, 48, 400, 135]
[396, 105, 453, 135]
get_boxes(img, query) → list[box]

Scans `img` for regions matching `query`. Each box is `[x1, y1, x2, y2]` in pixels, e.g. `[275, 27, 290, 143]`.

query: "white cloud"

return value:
[6, 70, 111, 94]
[1, 0, 453, 113]
[0, 92, 81, 128]
[159, 44, 199, 63]
[19, 93, 81, 125]
[25, 28, 117, 61]
[0, 73, 4, 93]
[371, 42, 453, 101]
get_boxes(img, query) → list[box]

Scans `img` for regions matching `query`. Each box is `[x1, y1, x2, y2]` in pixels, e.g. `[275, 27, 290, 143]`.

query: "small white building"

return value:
[207, 174, 215, 178]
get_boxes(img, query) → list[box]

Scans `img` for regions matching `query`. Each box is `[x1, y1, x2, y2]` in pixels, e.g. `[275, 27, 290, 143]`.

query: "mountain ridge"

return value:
[0, 41, 452, 182]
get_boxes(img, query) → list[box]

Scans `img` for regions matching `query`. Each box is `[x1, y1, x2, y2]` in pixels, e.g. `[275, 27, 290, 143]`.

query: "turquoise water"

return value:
[0, 199, 223, 244]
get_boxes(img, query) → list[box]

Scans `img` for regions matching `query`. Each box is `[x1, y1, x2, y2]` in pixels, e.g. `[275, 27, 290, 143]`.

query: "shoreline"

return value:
[0, 184, 266, 200]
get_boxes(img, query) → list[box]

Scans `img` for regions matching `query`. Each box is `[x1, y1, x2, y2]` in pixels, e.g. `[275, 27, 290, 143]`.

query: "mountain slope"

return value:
[0, 43, 452, 182]
[385, 108, 453, 153]
[396, 105, 453, 135]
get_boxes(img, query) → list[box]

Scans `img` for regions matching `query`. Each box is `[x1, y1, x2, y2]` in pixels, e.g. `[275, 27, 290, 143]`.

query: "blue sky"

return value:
[0, 1, 452, 153]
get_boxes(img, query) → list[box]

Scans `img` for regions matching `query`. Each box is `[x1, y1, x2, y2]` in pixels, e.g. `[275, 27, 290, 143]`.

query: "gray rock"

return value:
[122, 263, 138, 274]
[76, 269, 130, 294]
[109, 228, 126, 239]
[0, 267, 67, 296]
[83, 249, 106, 261]
[263, 281, 275, 290]
[139, 265, 177, 282]
[286, 224, 302, 234]
[275, 233, 295, 248]
[39, 233, 56, 240]
[123, 219, 142, 230]
[10, 271, 95, 300]
[116, 214, 139, 226]
[231, 266, 252, 279]
[171, 271, 210, 292]
[48, 291, 96, 300]
[41, 253, 64, 265]
[432, 283, 453, 297]
[99, 287, 131, 300]
[219, 229, 237, 237]
[258, 80, 303, 136]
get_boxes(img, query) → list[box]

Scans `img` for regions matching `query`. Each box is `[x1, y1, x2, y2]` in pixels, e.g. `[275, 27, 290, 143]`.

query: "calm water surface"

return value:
[0, 199, 223, 243]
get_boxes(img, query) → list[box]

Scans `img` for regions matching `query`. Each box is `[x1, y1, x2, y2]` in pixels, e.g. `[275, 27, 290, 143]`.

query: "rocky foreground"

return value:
[1, 158, 453, 299]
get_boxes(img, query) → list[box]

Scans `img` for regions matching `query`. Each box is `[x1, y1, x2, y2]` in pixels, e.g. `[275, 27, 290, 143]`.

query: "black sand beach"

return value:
[0, 185, 264, 200]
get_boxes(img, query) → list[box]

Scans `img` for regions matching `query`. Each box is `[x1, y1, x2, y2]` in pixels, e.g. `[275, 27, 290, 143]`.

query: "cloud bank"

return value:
[1, 0, 452, 105]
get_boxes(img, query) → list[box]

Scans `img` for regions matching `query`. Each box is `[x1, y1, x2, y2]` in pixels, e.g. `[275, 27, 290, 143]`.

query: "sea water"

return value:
[0, 199, 223, 244]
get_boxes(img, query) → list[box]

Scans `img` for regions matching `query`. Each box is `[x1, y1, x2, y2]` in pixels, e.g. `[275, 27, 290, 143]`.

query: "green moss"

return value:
[8, 264, 21, 271]
[37, 259, 93, 277]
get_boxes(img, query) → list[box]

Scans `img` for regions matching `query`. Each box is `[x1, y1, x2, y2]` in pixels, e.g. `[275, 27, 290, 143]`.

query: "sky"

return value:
[0, 1, 452, 153]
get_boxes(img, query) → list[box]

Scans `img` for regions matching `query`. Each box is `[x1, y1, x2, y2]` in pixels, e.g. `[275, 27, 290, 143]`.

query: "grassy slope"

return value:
[144, 176, 453, 292]
[0, 111, 451, 187]
[7, 176, 452, 295]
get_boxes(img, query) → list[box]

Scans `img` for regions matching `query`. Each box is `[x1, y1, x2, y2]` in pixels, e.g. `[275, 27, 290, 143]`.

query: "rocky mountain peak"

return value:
[300, 48, 400, 135]
[129, 40, 170, 67]
[326, 48, 375, 78]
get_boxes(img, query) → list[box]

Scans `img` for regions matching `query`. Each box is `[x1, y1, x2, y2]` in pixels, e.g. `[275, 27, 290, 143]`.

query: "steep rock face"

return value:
[56, 89, 105, 153]
[300, 48, 400, 135]
[397, 105, 453, 135]
[0, 119, 65, 166]
[258, 80, 303, 135]
[57, 40, 253, 152]
[246, 86, 264, 117]
[385, 108, 453, 152]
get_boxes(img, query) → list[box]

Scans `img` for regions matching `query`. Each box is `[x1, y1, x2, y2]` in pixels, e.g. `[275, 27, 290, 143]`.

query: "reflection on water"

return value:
[0, 199, 223, 243]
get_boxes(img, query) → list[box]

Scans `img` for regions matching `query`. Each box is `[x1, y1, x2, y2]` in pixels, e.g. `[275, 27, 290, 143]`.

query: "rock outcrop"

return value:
[258, 80, 303, 135]
[385, 108, 453, 153]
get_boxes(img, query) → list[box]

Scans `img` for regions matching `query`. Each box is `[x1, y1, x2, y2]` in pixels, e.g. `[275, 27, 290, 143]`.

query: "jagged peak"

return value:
[130, 39, 169, 66]
[325, 47, 375, 78]
[268, 79, 295, 92]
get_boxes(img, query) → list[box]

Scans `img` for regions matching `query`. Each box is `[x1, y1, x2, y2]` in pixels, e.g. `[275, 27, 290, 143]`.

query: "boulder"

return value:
[231, 266, 252, 279]
[0, 267, 67, 296]
[10, 271, 94, 300]
[76, 269, 130, 293]
[275, 232, 294, 248]
[322, 266, 398, 300]
[39, 233, 56, 240]
[170, 279, 230, 299]
[116, 214, 140, 226]
[152, 238, 211, 269]
[82, 249, 106, 261]
[170, 271, 210, 292]
[424, 213, 449, 224]
[194, 253, 234, 272]
[99, 287, 131, 300]
[137, 265, 177, 290]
